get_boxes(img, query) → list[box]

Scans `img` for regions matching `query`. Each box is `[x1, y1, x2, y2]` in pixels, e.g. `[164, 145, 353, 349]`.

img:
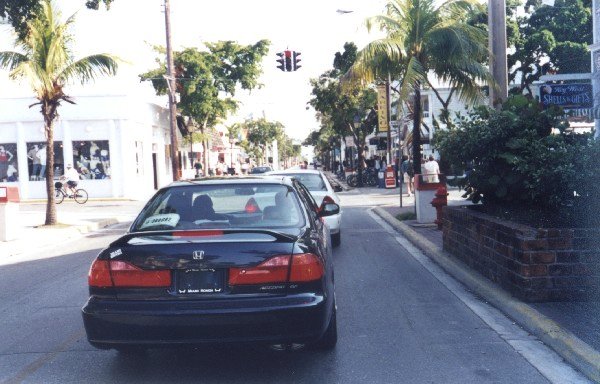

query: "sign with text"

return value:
[540, 83, 593, 109]
[376, 84, 389, 132]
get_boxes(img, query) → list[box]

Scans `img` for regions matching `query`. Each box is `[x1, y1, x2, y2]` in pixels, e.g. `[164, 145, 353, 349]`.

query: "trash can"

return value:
[0, 186, 20, 241]
[414, 174, 444, 223]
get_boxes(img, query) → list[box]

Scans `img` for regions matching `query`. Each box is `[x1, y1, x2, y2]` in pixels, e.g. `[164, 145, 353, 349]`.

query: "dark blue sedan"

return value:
[82, 177, 338, 352]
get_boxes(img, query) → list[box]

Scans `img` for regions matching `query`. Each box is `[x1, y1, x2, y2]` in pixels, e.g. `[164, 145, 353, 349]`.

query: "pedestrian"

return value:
[194, 161, 202, 177]
[401, 155, 414, 196]
[423, 155, 440, 183]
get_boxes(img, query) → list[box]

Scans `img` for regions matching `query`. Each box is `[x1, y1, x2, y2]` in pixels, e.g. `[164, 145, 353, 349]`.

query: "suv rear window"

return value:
[131, 184, 305, 232]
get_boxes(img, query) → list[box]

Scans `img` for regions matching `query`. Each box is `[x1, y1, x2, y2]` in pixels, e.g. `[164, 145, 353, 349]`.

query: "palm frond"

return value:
[348, 39, 404, 83]
[399, 56, 426, 102]
[59, 54, 119, 84]
[0, 51, 28, 71]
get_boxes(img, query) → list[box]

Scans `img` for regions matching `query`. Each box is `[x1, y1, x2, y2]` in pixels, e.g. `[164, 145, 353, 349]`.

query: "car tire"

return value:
[331, 232, 341, 247]
[312, 305, 337, 350]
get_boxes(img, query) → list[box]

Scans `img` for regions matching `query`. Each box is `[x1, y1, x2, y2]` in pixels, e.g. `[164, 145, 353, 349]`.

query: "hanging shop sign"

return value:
[377, 84, 389, 132]
[540, 83, 593, 110]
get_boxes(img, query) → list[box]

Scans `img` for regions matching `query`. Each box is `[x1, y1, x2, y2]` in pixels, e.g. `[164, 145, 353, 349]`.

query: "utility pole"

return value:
[488, 0, 508, 109]
[164, 0, 180, 181]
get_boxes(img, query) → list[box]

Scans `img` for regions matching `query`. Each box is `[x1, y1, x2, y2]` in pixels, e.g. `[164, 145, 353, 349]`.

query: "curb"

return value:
[373, 206, 600, 383]
[1, 218, 121, 260]
[71, 218, 119, 234]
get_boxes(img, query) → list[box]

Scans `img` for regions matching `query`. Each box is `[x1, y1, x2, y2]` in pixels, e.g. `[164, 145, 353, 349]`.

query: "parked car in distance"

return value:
[249, 166, 273, 174]
[82, 177, 338, 352]
[265, 169, 343, 247]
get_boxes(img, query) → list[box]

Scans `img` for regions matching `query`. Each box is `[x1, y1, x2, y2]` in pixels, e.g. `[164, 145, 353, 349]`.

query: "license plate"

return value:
[177, 269, 224, 294]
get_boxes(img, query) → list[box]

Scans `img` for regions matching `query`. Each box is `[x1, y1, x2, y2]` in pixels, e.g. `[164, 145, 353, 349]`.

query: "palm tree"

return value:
[351, 0, 492, 174]
[0, 0, 118, 225]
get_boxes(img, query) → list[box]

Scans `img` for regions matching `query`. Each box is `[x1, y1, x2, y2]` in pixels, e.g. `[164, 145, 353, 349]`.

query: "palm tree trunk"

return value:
[42, 102, 57, 225]
[412, 86, 422, 175]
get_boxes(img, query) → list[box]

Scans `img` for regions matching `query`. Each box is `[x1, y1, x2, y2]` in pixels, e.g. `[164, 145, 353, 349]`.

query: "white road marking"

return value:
[368, 209, 592, 384]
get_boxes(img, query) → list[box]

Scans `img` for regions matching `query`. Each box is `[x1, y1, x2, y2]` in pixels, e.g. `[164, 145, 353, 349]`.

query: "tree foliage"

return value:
[351, 0, 491, 174]
[0, 0, 113, 39]
[238, 117, 285, 165]
[509, 0, 592, 95]
[434, 95, 600, 214]
[140, 39, 270, 171]
[0, 0, 119, 225]
[309, 42, 378, 185]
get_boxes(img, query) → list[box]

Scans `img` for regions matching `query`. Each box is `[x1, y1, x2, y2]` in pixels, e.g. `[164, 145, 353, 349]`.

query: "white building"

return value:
[0, 94, 193, 200]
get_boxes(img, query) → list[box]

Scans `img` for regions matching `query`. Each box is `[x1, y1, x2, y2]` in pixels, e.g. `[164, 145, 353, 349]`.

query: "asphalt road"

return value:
[0, 192, 589, 384]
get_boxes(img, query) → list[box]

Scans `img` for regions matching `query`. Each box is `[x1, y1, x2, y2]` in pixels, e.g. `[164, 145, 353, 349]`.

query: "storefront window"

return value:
[0, 143, 18, 182]
[26, 141, 63, 180]
[72, 140, 110, 179]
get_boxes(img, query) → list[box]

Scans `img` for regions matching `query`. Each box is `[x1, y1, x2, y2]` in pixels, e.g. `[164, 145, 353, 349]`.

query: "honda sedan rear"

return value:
[82, 177, 337, 351]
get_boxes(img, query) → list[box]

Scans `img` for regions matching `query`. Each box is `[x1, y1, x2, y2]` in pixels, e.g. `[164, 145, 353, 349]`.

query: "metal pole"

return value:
[164, 0, 180, 181]
[488, 0, 508, 109]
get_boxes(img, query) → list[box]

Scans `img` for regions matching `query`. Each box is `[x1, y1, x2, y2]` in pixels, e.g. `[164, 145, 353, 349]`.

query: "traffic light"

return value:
[276, 52, 285, 71]
[276, 50, 301, 72]
[284, 50, 292, 71]
[293, 51, 301, 71]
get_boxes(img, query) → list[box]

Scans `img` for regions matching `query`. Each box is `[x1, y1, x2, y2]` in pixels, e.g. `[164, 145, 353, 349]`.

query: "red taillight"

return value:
[318, 195, 336, 212]
[290, 253, 324, 282]
[228, 253, 324, 286]
[88, 260, 171, 288]
[322, 195, 336, 205]
[89, 260, 112, 287]
[110, 261, 171, 287]
[171, 230, 223, 237]
[229, 255, 290, 285]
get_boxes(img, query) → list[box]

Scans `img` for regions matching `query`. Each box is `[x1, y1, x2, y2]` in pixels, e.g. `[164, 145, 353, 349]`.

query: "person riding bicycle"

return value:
[61, 164, 80, 196]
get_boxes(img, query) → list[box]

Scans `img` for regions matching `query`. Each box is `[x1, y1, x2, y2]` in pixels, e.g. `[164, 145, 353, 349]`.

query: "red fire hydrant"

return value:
[430, 186, 448, 230]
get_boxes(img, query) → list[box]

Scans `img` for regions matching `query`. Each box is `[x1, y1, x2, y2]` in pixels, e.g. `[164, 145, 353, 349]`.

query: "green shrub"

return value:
[434, 95, 599, 210]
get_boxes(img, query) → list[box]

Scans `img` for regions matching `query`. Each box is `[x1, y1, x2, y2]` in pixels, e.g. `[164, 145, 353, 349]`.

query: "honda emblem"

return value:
[193, 250, 205, 260]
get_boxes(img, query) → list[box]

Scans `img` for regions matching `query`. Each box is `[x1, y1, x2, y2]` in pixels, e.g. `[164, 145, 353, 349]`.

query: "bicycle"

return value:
[54, 181, 88, 204]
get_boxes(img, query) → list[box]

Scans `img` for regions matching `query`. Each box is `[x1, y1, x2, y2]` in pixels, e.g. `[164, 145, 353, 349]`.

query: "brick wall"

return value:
[442, 206, 600, 302]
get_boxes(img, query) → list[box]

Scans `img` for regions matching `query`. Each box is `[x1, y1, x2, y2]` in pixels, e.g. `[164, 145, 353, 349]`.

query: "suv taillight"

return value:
[228, 253, 323, 286]
[88, 260, 171, 288]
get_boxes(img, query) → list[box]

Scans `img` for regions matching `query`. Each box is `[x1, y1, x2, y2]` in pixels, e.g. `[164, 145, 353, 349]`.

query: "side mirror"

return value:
[333, 184, 343, 192]
[318, 202, 340, 217]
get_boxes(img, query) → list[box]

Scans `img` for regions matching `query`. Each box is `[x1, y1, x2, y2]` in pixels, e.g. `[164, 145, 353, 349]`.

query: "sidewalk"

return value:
[0, 199, 145, 261]
[374, 203, 600, 383]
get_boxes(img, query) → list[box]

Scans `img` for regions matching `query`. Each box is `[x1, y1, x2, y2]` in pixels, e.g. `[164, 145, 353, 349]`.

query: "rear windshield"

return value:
[131, 184, 305, 232]
[275, 173, 327, 191]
